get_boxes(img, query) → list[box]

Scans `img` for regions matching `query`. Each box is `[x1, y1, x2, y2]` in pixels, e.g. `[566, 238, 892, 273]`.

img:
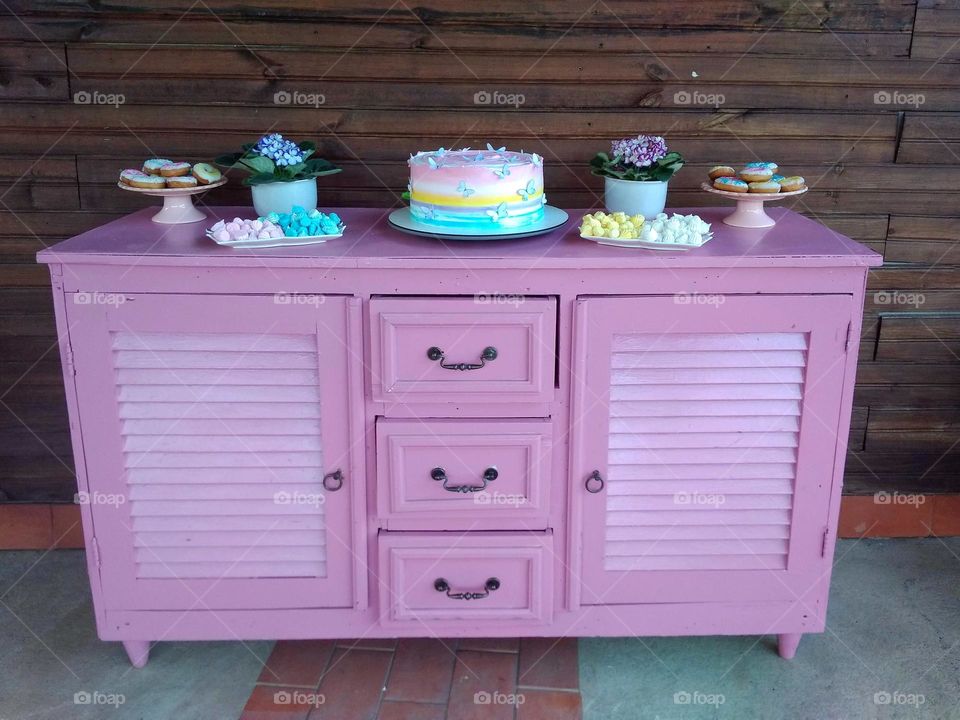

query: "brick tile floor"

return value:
[240, 638, 581, 720]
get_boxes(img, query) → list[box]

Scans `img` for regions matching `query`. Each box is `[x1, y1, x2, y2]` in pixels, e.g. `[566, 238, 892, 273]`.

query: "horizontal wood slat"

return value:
[3, 0, 959, 502]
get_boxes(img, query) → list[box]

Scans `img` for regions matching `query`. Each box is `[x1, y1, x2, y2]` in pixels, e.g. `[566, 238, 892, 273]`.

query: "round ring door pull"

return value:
[322, 469, 344, 491]
[585, 469, 605, 493]
[426, 345, 497, 371]
[431, 466, 498, 493]
[434, 577, 500, 600]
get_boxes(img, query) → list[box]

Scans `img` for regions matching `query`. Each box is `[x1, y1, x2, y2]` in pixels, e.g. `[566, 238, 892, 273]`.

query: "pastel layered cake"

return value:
[408, 145, 545, 229]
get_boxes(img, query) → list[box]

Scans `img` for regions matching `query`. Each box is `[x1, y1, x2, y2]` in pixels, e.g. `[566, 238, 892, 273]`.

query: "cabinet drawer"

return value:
[369, 297, 556, 403]
[378, 532, 553, 627]
[376, 419, 551, 529]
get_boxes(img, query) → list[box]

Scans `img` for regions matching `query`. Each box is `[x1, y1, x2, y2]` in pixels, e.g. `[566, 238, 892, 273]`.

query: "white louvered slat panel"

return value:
[112, 331, 327, 580]
[605, 331, 807, 572]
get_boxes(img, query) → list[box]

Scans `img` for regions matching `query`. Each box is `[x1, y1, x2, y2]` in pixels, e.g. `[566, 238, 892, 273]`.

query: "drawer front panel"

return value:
[369, 297, 556, 403]
[377, 419, 551, 528]
[379, 532, 553, 626]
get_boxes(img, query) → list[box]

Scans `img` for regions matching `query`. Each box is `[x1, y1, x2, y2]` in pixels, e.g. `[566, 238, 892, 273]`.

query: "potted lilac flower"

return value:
[591, 135, 683, 218]
[215, 133, 341, 215]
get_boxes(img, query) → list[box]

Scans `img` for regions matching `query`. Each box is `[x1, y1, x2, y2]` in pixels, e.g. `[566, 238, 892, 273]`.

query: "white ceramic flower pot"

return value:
[604, 177, 668, 218]
[250, 178, 318, 216]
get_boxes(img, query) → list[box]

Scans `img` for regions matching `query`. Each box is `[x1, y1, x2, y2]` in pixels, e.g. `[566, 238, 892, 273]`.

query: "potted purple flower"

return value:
[215, 133, 341, 215]
[591, 135, 683, 218]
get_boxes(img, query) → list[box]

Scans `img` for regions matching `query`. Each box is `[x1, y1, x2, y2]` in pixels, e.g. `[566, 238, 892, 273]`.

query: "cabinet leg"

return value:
[777, 633, 802, 659]
[122, 640, 151, 668]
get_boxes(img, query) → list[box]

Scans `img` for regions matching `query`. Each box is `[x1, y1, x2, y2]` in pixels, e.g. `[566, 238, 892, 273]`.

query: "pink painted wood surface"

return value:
[573, 294, 851, 605]
[37, 207, 882, 269]
[376, 419, 551, 529]
[99, 599, 822, 640]
[65, 294, 362, 610]
[378, 532, 553, 627]
[369, 296, 556, 404]
[37, 205, 879, 663]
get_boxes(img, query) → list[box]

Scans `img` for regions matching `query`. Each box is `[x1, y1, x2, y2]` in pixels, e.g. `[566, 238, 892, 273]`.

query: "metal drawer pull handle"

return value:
[585, 469, 605, 493]
[322, 469, 344, 492]
[434, 577, 500, 600]
[430, 466, 498, 493]
[426, 345, 497, 371]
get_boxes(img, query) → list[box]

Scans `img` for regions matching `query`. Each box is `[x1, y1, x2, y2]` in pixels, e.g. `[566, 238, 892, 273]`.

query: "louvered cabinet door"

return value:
[573, 295, 851, 605]
[67, 294, 361, 610]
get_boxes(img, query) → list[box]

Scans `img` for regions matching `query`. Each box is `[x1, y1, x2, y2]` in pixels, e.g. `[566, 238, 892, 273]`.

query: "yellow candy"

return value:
[608, 228, 620, 238]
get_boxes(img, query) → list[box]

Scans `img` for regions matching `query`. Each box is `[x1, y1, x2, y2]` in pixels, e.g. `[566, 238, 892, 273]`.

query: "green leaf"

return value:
[242, 172, 280, 186]
[214, 152, 244, 168]
[241, 155, 276, 174]
[298, 141, 316, 153]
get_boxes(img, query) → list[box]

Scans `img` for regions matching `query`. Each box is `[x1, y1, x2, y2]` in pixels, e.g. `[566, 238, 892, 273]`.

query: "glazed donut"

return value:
[748, 180, 781, 193]
[714, 177, 748, 193]
[159, 161, 191, 177]
[779, 175, 806, 192]
[192, 162, 222, 185]
[739, 166, 773, 182]
[708, 165, 736, 180]
[772, 174, 785, 183]
[142, 158, 173, 175]
[123, 172, 166, 189]
[166, 175, 198, 189]
[744, 161, 779, 173]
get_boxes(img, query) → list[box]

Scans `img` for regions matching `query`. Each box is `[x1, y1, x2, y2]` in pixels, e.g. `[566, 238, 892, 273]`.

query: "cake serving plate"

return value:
[388, 206, 569, 240]
[700, 182, 807, 229]
[117, 178, 227, 224]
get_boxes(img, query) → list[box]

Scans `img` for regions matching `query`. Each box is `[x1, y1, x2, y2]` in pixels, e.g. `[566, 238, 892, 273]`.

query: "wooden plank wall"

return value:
[0, 0, 958, 501]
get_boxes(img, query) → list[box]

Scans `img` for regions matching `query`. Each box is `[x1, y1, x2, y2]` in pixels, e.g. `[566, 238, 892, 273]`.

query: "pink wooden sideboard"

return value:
[37, 206, 882, 667]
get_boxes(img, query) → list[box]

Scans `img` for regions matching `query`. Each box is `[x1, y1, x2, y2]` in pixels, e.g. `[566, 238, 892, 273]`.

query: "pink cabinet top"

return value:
[38, 206, 882, 269]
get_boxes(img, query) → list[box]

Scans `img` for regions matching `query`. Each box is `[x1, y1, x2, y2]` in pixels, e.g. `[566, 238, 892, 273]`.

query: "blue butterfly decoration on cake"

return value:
[517, 179, 536, 201]
[457, 181, 476, 198]
[486, 143, 506, 154]
[486, 202, 508, 222]
[493, 163, 511, 179]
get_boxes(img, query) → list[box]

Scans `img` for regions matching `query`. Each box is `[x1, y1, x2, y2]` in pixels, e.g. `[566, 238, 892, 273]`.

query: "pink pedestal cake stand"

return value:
[701, 182, 808, 228]
[117, 178, 227, 224]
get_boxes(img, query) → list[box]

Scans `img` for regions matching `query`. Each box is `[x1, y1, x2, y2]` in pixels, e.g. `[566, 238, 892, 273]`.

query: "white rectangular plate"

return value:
[579, 232, 712, 250]
[206, 229, 344, 249]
